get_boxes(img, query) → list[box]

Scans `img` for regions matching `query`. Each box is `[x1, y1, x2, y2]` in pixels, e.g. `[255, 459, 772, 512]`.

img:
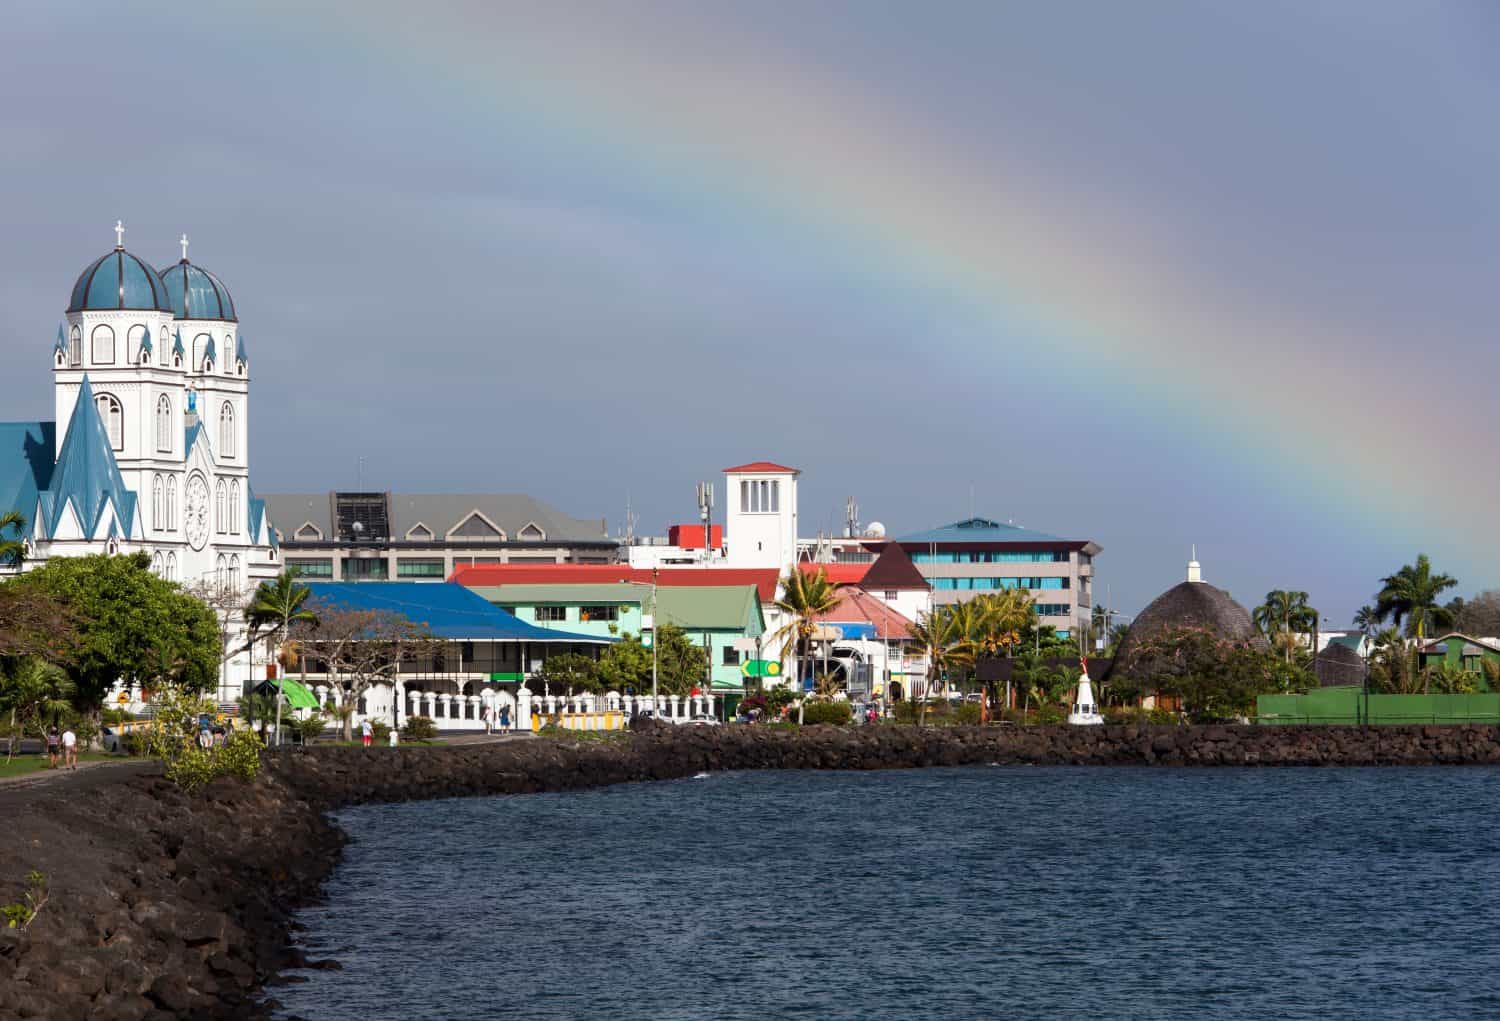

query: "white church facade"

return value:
[0, 224, 280, 701]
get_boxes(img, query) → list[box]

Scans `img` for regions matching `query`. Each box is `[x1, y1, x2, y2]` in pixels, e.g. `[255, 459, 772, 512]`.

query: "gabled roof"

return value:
[1420, 633, 1500, 656]
[858, 542, 930, 590]
[262, 492, 609, 545]
[896, 517, 1065, 544]
[796, 562, 870, 586]
[723, 461, 799, 474]
[470, 583, 652, 605]
[810, 586, 915, 640]
[452, 564, 782, 602]
[0, 421, 56, 530]
[247, 484, 275, 549]
[302, 582, 610, 643]
[40, 377, 136, 539]
[654, 585, 765, 636]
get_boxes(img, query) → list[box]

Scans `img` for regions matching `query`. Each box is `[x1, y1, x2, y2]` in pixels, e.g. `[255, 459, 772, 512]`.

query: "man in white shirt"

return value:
[61, 727, 77, 769]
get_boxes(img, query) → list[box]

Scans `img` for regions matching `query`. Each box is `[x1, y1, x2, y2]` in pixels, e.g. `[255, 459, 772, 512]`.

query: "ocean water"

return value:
[276, 767, 1500, 1020]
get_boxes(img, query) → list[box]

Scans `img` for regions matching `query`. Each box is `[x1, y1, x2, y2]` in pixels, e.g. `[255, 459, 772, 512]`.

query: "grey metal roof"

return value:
[262, 492, 609, 544]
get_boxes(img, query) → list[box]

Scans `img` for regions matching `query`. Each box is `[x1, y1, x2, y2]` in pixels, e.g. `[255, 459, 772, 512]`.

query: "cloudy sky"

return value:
[2, 1, 1497, 621]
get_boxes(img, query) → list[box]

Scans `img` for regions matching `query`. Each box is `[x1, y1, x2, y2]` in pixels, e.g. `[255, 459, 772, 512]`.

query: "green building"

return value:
[1418, 633, 1500, 676]
[464, 582, 765, 690]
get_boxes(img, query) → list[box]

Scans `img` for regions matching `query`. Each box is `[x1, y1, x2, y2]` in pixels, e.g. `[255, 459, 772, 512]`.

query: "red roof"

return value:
[722, 461, 799, 474]
[451, 563, 781, 602]
[811, 586, 915, 640]
[797, 561, 870, 586]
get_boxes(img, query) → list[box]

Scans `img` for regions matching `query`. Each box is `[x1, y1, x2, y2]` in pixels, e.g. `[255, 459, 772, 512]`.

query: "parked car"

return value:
[687, 715, 721, 727]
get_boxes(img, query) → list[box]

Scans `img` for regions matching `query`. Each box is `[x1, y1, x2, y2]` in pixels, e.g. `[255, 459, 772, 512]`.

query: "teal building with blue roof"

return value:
[893, 517, 1101, 639]
[2, 222, 283, 702]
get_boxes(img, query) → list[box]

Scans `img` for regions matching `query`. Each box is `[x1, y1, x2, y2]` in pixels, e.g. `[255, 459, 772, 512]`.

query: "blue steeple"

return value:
[37, 375, 138, 540]
[53, 323, 66, 354]
[204, 336, 217, 365]
[235, 332, 247, 364]
[172, 329, 185, 361]
[138, 329, 153, 358]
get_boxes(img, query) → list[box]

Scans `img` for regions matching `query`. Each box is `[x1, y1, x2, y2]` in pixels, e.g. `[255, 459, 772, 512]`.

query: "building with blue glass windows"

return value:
[892, 518, 1100, 638]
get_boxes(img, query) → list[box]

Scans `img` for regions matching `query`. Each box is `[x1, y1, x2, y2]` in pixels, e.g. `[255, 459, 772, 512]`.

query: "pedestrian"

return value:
[499, 705, 510, 730]
[198, 725, 213, 752]
[361, 718, 373, 748]
[482, 702, 493, 736]
[61, 726, 77, 770]
[46, 726, 60, 769]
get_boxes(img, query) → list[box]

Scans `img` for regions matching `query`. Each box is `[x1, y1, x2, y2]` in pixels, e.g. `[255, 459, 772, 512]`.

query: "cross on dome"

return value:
[114, 220, 124, 249]
[179, 234, 189, 261]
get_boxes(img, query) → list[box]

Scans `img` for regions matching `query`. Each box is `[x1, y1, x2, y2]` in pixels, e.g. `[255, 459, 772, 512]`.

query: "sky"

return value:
[2, 1, 1497, 623]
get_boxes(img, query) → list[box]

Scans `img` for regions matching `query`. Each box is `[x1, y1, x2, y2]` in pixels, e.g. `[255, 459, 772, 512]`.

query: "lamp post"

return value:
[651, 567, 659, 715]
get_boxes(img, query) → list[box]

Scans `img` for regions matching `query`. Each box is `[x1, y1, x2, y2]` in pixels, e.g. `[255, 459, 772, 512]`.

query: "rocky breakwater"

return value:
[0, 767, 342, 1021]
[6, 722, 1500, 1020]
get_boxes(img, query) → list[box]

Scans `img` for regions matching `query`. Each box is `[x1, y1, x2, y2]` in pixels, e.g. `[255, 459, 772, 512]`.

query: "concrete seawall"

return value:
[4, 723, 1500, 1018]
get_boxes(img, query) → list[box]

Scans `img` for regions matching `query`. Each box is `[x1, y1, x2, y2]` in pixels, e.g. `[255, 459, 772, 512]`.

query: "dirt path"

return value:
[0, 757, 155, 797]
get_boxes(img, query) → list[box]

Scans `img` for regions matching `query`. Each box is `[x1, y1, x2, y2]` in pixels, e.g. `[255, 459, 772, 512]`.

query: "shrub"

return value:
[2, 871, 47, 931]
[371, 720, 392, 744]
[950, 703, 982, 726]
[289, 713, 329, 744]
[799, 701, 852, 726]
[400, 716, 438, 742]
[1103, 706, 1181, 726]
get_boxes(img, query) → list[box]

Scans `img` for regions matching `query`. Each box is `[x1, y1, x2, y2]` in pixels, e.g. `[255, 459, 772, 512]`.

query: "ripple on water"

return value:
[276, 767, 1500, 1020]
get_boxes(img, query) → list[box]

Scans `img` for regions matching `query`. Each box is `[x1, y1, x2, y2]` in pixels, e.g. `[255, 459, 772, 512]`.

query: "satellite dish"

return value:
[864, 521, 886, 538]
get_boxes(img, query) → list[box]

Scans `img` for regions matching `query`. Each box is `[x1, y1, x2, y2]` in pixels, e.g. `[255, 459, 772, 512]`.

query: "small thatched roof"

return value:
[1108, 580, 1266, 680]
[1314, 642, 1366, 687]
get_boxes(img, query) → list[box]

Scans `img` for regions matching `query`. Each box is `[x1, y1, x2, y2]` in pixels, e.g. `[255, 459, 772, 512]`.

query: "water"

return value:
[276, 767, 1500, 1019]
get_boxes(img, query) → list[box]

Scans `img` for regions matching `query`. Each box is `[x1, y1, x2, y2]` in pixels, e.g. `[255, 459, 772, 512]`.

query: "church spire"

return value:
[1187, 545, 1202, 584]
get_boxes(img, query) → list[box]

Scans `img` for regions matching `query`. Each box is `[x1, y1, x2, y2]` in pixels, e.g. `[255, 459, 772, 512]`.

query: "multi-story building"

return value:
[891, 517, 1100, 639]
[261, 492, 617, 581]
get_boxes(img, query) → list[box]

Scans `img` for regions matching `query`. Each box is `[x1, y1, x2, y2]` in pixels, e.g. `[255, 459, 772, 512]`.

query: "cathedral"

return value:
[0, 223, 281, 699]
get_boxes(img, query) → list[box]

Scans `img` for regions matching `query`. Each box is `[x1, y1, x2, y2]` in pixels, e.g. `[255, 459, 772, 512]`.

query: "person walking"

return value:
[361, 718, 373, 748]
[61, 726, 77, 770]
[46, 727, 60, 769]
[482, 702, 494, 736]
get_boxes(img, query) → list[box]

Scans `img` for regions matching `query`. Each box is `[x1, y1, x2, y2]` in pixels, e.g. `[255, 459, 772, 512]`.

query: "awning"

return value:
[275, 679, 320, 710]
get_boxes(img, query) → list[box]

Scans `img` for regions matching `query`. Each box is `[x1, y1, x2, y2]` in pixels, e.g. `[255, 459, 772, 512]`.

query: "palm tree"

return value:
[772, 568, 843, 724]
[907, 609, 966, 726]
[0, 657, 74, 762]
[970, 590, 1032, 708]
[0, 511, 26, 568]
[1253, 590, 1317, 664]
[246, 570, 319, 744]
[1375, 554, 1458, 641]
[1352, 605, 1381, 638]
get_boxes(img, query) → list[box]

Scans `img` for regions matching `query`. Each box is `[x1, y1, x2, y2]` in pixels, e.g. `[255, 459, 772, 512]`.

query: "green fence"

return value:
[1257, 687, 1500, 725]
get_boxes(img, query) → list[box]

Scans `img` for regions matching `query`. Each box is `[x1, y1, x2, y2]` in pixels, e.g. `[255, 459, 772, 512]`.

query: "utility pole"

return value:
[651, 566, 659, 713]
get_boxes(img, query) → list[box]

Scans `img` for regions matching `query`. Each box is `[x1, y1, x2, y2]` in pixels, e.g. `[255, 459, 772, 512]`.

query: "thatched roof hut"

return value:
[1108, 558, 1266, 680]
[1313, 641, 1366, 687]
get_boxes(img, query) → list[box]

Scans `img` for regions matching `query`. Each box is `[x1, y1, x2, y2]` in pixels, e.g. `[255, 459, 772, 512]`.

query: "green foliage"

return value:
[1376, 554, 1458, 640]
[798, 700, 852, 726]
[1252, 590, 1318, 664]
[146, 683, 262, 792]
[400, 715, 438, 742]
[1102, 705, 1182, 725]
[1127, 626, 1299, 722]
[8, 553, 219, 704]
[216, 729, 264, 780]
[0, 657, 76, 754]
[593, 626, 706, 697]
[2, 871, 47, 931]
[1424, 662, 1480, 695]
[288, 712, 329, 743]
[371, 719, 392, 744]
[533, 652, 603, 694]
[236, 692, 279, 736]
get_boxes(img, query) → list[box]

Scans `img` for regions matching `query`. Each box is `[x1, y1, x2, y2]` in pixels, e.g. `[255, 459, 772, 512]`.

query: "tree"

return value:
[1375, 554, 1458, 640]
[7, 554, 219, 712]
[906, 609, 967, 726]
[1367, 628, 1423, 694]
[1252, 590, 1317, 664]
[245, 570, 319, 744]
[1352, 605, 1381, 638]
[1125, 625, 1298, 721]
[772, 568, 843, 692]
[1454, 591, 1500, 638]
[0, 511, 26, 568]
[533, 652, 602, 694]
[297, 603, 437, 742]
[0, 658, 75, 762]
[590, 627, 704, 697]
[0, 583, 76, 666]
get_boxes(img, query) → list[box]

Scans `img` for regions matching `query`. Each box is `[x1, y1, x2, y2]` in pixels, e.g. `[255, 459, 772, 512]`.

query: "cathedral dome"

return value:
[157, 260, 237, 322]
[67, 247, 174, 314]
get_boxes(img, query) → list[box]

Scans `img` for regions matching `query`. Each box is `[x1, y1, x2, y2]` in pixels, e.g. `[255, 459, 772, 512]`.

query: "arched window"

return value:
[94, 393, 123, 450]
[192, 334, 211, 372]
[219, 402, 235, 458]
[216, 553, 227, 589]
[152, 475, 163, 530]
[159, 327, 170, 367]
[91, 324, 115, 365]
[68, 326, 82, 366]
[129, 325, 148, 363]
[156, 395, 172, 452]
[215, 480, 227, 534]
[166, 477, 177, 531]
[230, 554, 240, 588]
[151, 552, 163, 577]
[166, 552, 177, 581]
[230, 480, 241, 534]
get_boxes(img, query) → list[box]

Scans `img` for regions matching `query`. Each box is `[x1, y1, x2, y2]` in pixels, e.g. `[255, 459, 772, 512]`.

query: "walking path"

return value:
[0, 757, 153, 791]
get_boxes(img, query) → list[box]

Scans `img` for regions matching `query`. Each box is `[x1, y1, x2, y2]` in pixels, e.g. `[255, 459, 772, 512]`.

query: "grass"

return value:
[0, 751, 117, 780]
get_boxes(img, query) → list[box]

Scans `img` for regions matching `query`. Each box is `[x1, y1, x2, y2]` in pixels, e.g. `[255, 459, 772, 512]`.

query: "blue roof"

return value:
[157, 261, 237, 321]
[40, 376, 137, 539]
[68, 248, 173, 313]
[302, 582, 611, 643]
[0, 421, 56, 531]
[896, 517, 1066, 544]
[247, 485, 275, 549]
[53, 323, 66, 353]
[235, 332, 247, 364]
[171, 329, 185, 357]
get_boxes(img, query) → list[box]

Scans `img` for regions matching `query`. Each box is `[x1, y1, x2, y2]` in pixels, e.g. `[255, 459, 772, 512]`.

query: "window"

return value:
[156, 395, 172, 452]
[166, 477, 177, 530]
[397, 558, 445, 579]
[535, 606, 568, 622]
[579, 605, 619, 622]
[1035, 604, 1071, 618]
[219, 402, 235, 458]
[95, 393, 123, 449]
[193, 334, 211, 371]
[343, 558, 389, 581]
[165, 552, 176, 581]
[159, 327, 170, 367]
[740, 479, 781, 514]
[91, 324, 115, 364]
[152, 475, 163, 530]
[129, 325, 149, 363]
[230, 480, 240, 533]
[230, 555, 240, 587]
[68, 326, 82, 366]
[215, 480, 227, 533]
[294, 522, 322, 541]
[885, 590, 897, 600]
[723, 647, 740, 666]
[912, 551, 1066, 564]
[151, 552, 163, 577]
[286, 558, 334, 579]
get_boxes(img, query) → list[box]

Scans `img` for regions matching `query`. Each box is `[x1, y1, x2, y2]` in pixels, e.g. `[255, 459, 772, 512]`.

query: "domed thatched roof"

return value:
[1109, 580, 1266, 679]
[1314, 641, 1366, 687]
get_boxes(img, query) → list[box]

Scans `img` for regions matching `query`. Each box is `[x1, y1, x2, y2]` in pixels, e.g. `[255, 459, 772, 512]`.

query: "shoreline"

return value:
[4, 722, 1500, 1018]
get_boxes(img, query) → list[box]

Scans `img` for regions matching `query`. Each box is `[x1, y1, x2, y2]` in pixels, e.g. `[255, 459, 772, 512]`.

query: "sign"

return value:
[741, 659, 783, 679]
[116, 691, 129, 705]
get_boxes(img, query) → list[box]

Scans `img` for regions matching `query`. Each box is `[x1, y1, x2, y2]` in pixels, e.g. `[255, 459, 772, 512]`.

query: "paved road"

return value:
[0, 757, 153, 791]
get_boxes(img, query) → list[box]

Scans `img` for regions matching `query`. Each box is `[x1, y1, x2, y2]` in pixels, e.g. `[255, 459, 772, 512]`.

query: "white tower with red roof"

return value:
[722, 461, 799, 571]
